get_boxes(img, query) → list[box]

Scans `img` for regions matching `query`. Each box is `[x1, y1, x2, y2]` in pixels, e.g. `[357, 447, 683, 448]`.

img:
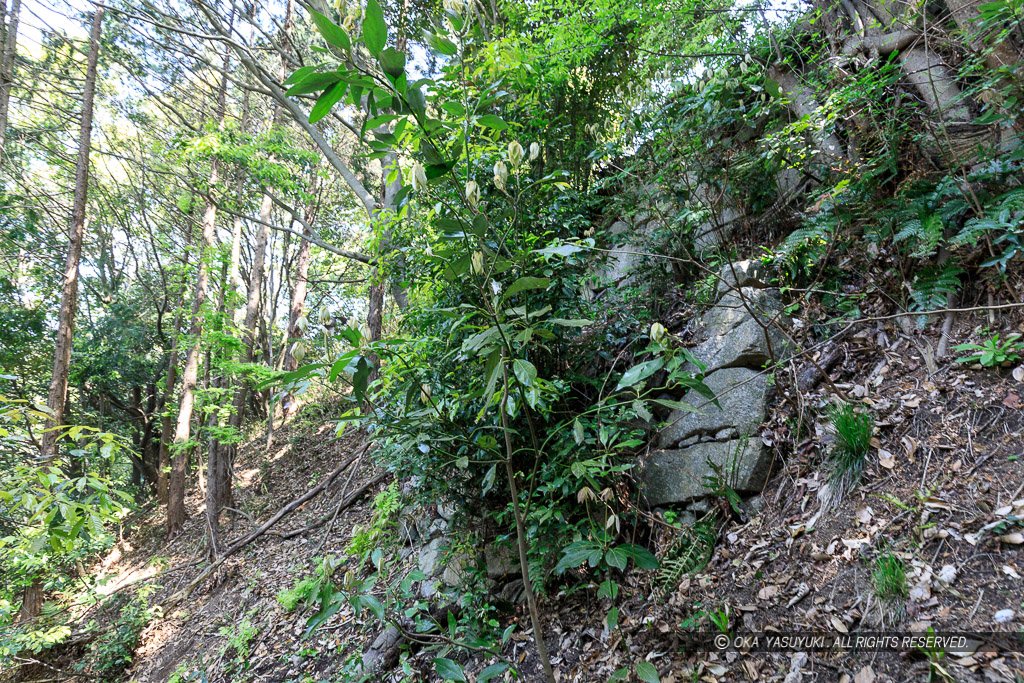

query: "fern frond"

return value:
[910, 265, 963, 315]
[656, 516, 717, 594]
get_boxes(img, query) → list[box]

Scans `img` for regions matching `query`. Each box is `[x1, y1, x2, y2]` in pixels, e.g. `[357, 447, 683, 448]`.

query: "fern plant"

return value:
[895, 211, 945, 258]
[656, 515, 717, 594]
[909, 265, 963, 320]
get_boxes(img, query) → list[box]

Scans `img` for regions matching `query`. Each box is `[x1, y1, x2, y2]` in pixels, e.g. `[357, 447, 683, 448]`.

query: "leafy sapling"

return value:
[954, 333, 1023, 367]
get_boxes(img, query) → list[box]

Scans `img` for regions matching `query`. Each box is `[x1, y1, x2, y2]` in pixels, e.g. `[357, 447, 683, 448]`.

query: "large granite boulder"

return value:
[714, 259, 769, 297]
[641, 438, 774, 506]
[659, 368, 768, 448]
[691, 288, 790, 371]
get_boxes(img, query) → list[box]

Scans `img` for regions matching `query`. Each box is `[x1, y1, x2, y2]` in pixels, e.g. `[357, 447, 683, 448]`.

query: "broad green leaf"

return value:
[573, 418, 585, 445]
[433, 658, 467, 682]
[425, 31, 458, 56]
[619, 543, 659, 569]
[547, 318, 592, 327]
[502, 276, 550, 302]
[555, 540, 602, 573]
[651, 398, 701, 414]
[632, 400, 652, 423]
[378, 48, 406, 77]
[309, 9, 351, 50]
[481, 464, 496, 496]
[605, 546, 628, 570]
[362, 0, 387, 55]
[512, 359, 537, 387]
[636, 661, 661, 683]
[285, 72, 342, 97]
[284, 65, 317, 85]
[606, 606, 619, 630]
[476, 114, 508, 131]
[309, 81, 347, 123]
[764, 77, 782, 98]
[609, 668, 629, 682]
[615, 358, 664, 391]
[478, 663, 509, 682]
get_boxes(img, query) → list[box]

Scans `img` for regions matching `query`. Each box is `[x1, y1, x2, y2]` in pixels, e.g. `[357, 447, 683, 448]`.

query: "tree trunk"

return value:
[157, 282, 188, 504]
[282, 197, 313, 417]
[167, 50, 230, 539]
[0, 0, 20, 167]
[20, 8, 102, 623]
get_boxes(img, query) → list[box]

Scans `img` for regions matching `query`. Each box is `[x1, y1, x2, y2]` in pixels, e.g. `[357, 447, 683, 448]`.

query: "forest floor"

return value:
[62, 301, 1024, 683]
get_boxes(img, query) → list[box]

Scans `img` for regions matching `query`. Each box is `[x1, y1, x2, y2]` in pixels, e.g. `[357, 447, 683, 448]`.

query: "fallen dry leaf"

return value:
[878, 449, 895, 469]
[999, 532, 1024, 545]
[854, 665, 875, 683]
[831, 615, 848, 633]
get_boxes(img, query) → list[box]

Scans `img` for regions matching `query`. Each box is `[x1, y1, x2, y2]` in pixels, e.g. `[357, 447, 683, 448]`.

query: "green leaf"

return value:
[547, 318, 592, 327]
[606, 606, 619, 630]
[433, 658, 466, 682]
[378, 48, 406, 77]
[555, 540, 601, 573]
[650, 398, 702, 414]
[605, 546, 628, 570]
[573, 418, 585, 445]
[481, 464, 497, 497]
[609, 668, 629, 682]
[632, 400, 652, 423]
[615, 358, 664, 391]
[362, 0, 387, 55]
[478, 663, 509, 682]
[309, 9, 351, 50]
[636, 661, 661, 683]
[512, 359, 537, 388]
[764, 77, 782, 98]
[619, 543, 659, 569]
[502, 276, 550, 302]
[476, 114, 508, 131]
[285, 72, 342, 97]
[406, 86, 426, 113]
[284, 65, 317, 85]
[309, 81, 347, 123]
[425, 31, 458, 56]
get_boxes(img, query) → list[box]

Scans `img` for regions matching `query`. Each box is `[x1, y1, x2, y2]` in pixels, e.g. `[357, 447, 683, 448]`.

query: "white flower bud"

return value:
[411, 162, 428, 192]
[493, 161, 508, 191]
[650, 322, 667, 343]
[529, 142, 540, 161]
[471, 250, 484, 275]
[319, 307, 332, 325]
[466, 180, 480, 208]
[420, 383, 432, 404]
[296, 314, 309, 334]
[508, 141, 524, 166]
[290, 341, 306, 363]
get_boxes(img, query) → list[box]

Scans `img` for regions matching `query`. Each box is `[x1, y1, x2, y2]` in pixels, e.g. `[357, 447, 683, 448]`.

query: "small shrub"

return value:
[77, 588, 154, 678]
[276, 576, 320, 612]
[954, 333, 1023, 367]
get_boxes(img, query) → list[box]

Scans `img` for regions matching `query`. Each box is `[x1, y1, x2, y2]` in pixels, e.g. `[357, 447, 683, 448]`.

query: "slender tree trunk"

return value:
[157, 276, 188, 504]
[0, 0, 20, 167]
[20, 8, 102, 623]
[223, 2, 288, 469]
[167, 50, 230, 539]
[205, 255, 233, 553]
[282, 191, 313, 416]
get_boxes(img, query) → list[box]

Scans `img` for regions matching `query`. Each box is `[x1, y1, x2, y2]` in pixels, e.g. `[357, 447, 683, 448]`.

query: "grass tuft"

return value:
[828, 401, 873, 484]
[872, 551, 908, 602]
